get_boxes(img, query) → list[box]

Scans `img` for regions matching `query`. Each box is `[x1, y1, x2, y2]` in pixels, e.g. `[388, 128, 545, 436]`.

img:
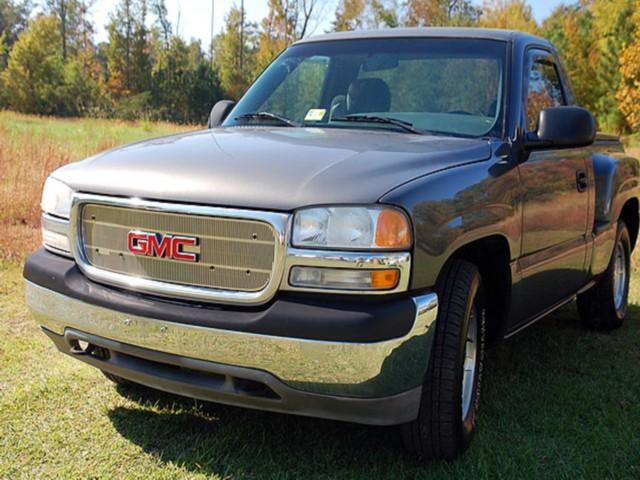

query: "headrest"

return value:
[347, 78, 391, 114]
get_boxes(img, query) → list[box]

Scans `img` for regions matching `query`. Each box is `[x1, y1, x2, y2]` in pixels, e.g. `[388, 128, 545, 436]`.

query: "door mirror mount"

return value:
[208, 100, 236, 128]
[524, 106, 596, 150]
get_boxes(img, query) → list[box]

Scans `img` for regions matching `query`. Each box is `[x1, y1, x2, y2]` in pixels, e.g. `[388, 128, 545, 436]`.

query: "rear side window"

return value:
[526, 55, 565, 130]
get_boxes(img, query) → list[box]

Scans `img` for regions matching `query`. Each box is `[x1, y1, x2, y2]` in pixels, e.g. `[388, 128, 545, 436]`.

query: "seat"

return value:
[346, 78, 391, 114]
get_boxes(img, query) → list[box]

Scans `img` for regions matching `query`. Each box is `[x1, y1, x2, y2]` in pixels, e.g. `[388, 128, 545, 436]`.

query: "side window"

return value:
[526, 55, 565, 131]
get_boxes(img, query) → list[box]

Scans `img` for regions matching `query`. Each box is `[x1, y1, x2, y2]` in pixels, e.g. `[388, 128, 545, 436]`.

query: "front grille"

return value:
[81, 204, 277, 292]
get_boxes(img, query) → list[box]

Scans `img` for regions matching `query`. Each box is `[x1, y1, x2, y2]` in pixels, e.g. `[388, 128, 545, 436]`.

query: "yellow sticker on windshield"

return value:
[305, 109, 326, 122]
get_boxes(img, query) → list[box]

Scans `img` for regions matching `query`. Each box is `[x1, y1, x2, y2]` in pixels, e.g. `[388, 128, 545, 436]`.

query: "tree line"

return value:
[0, 0, 639, 133]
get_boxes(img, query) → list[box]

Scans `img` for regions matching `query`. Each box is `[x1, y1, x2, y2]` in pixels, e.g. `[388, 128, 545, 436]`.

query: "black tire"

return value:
[577, 221, 631, 331]
[401, 259, 486, 460]
[101, 370, 133, 386]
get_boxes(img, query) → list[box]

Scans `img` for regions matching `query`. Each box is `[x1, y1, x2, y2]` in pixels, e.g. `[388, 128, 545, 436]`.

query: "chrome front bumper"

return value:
[25, 281, 438, 399]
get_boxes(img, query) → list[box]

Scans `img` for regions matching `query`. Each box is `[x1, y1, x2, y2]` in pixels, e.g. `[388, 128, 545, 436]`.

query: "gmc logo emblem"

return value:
[127, 231, 199, 262]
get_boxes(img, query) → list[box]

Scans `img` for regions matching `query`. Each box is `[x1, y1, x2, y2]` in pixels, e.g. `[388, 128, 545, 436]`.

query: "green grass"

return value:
[0, 111, 191, 160]
[1, 257, 639, 479]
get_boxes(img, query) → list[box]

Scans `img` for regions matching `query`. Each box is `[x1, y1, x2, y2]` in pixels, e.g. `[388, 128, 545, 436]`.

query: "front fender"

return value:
[380, 157, 521, 290]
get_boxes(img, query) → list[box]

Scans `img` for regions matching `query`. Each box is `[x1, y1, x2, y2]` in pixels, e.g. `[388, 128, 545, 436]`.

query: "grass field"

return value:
[1, 114, 639, 479]
[0, 111, 191, 261]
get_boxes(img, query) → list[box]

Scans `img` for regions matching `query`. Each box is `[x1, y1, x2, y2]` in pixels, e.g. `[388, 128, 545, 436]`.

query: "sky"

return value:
[86, 0, 564, 47]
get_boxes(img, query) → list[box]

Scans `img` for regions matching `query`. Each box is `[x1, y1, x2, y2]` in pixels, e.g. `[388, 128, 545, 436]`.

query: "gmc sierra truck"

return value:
[24, 28, 640, 460]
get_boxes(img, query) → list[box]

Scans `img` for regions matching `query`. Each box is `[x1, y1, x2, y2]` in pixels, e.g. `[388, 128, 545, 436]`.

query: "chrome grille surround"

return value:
[69, 194, 290, 305]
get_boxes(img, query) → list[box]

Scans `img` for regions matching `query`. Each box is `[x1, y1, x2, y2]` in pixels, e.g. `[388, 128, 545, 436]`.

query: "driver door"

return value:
[509, 50, 590, 329]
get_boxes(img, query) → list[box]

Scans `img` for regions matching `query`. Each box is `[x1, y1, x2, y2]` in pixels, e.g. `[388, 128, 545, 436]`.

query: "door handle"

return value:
[576, 170, 588, 192]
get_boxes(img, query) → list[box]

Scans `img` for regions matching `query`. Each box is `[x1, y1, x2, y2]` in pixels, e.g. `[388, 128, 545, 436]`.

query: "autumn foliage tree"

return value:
[593, 0, 637, 131]
[333, 0, 366, 30]
[256, 0, 317, 72]
[333, 0, 399, 30]
[406, 0, 480, 26]
[0, 0, 638, 134]
[542, 4, 599, 114]
[617, 3, 640, 130]
[480, 0, 538, 33]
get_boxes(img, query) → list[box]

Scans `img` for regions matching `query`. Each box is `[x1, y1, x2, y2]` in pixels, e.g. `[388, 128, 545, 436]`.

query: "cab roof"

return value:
[295, 27, 551, 48]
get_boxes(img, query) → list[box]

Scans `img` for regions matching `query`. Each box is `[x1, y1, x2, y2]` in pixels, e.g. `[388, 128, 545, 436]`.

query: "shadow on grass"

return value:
[107, 302, 640, 478]
[108, 387, 412, 477]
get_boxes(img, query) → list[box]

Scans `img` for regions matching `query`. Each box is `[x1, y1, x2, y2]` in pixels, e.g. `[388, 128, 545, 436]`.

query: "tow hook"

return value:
[64, 330, 111, 360]
[69, 339, 92, 355]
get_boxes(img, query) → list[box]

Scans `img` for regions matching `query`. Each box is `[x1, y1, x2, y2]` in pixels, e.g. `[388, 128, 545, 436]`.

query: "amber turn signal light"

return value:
[370, 269, 401, 290]
[289, 267, 401, 291]
[375, 208, 412, 249]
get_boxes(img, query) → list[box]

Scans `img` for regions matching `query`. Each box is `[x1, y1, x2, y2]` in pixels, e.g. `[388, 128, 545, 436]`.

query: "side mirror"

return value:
[526, 106, 596, 150]
[208, 100, 236, 128]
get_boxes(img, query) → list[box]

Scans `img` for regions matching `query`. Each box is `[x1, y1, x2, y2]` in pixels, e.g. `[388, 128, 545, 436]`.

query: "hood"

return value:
[54, 127, 492, 211]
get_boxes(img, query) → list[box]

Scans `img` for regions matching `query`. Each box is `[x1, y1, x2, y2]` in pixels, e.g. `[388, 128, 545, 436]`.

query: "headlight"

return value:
[41, 177, 73, 219]
[41, 176, 73, 256]
[292, 206, 412, 250]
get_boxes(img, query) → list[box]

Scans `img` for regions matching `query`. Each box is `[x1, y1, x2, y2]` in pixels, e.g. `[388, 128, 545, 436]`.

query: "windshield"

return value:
[225, 38, 507, 138]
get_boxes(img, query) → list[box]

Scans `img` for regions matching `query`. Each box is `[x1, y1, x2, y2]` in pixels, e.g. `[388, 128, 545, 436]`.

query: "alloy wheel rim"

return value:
[613, 241, 628, 311]
[462, 307, 478, 420]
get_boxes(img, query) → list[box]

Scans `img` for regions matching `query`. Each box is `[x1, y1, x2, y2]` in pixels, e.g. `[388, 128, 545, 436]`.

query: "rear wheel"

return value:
[577, 221, 631, 331]
[401, 259, 485, 460]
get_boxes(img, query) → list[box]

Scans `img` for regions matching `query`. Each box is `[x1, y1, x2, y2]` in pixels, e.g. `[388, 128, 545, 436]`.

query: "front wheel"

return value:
[577, 221, 631, 331]
[401, 259, 486, 460]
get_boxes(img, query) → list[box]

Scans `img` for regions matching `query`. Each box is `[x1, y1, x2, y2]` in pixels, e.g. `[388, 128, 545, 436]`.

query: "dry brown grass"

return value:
[0, 124, 69, 259]
[628, 146, 640, 159]
[0, 112, 190, 260]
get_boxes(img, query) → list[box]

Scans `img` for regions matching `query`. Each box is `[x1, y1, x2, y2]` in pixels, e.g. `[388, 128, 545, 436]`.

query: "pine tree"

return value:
[43, 0, 84, 61]
[104, 0, 151, 100]
[0, 0, 31, 47]
[214, 6, 257, 99]
[1, 15, 65, 114]
[151, 0, 171, 47]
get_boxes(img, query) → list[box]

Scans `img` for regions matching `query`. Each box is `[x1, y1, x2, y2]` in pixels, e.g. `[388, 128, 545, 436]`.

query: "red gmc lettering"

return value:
[171, 236, 198, 262]
[127, 232, 149, 255]
[148, 234, 172, 258]
[127, 231, 198, 262]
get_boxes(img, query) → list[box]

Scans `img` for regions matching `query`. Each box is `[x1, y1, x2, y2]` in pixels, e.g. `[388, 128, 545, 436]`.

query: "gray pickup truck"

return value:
[24, 28, 640, 460]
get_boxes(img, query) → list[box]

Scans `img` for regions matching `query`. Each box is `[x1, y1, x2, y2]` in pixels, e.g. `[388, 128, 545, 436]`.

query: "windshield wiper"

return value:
[332, 114, 423, 134]
[235, 111, 299, 127]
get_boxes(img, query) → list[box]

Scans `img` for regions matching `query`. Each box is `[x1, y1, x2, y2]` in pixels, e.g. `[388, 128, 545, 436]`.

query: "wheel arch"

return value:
[436, 234, 512, 341]
[619, 197, 639, 250]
